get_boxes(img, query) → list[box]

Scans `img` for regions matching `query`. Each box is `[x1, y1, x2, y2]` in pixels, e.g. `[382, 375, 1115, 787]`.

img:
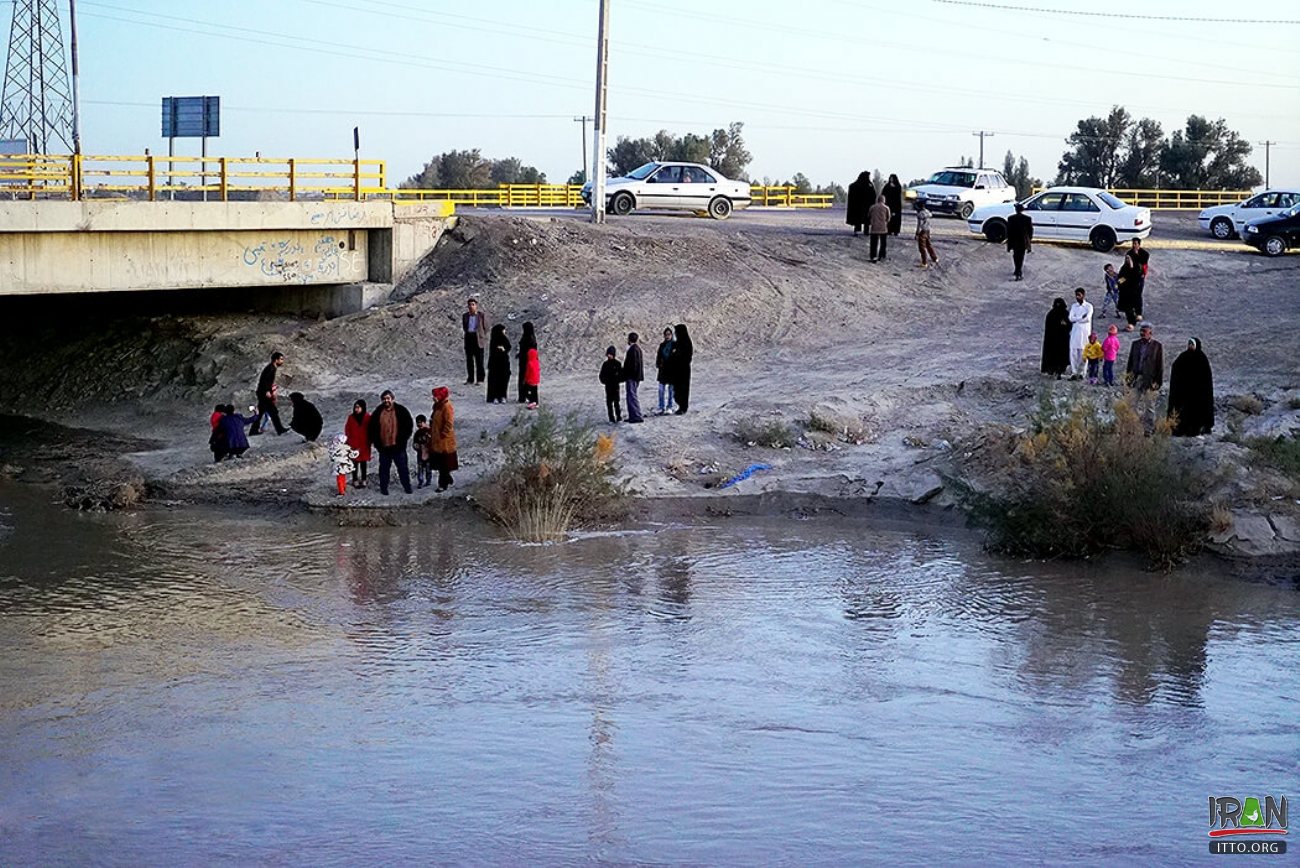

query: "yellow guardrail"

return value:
[1032, 187, 1253, 210]
[0, 153, 387, 201]
[349, 183, 835, 209]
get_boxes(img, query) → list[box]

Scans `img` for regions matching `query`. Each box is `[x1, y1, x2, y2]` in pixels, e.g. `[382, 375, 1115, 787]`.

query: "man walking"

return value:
[250, 351, 287, 436]
[1006, 202, 1033, 281]
[868, 193, 891, 262]
[1067, 287, 1094, 381]
[623, 332, 645, 423]
[367, 389, 415, 495]
[462, 298, 489, 385]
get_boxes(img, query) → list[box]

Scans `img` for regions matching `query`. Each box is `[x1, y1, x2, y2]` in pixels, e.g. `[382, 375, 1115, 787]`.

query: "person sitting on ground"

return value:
[1083, 332, 1104, 385]
[209, 404, 224, 431]
[600, 346, 624, 424]
[413, 414, 433, 489]
[430, 386, 458, 492]
[211, 404, 254, 463]
[328, 434, 358, 497]
[289, 392, 323, 442]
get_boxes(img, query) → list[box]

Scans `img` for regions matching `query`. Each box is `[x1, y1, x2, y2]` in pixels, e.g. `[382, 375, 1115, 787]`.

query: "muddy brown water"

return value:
[0, 483, 1296, 864]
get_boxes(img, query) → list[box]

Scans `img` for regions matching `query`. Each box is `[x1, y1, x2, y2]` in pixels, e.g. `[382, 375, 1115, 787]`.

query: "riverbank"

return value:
[0, 212, 1296, 565]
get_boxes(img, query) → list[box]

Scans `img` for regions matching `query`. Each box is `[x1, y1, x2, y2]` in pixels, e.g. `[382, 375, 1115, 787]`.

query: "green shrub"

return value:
[954, 394, 1210, 569]
[1230, 394, 1264, 415]
[1246, 436, 1300, 481]
[479, 408, 626, 541]
[734, 417, 797, 449]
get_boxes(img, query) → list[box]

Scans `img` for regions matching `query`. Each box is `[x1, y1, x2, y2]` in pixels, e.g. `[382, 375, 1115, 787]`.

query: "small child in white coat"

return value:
[328, 433, 359, 496]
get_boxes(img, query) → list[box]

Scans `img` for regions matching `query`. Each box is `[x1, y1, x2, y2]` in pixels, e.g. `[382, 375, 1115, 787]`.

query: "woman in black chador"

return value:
[485, 323, 511, 404]
[1167, 337, 1214, 436]
[669, 323, 694, 415]
[1040, 298, 1071, 379]
[845, 170, 874, 235]
[881, 173, 904, 236]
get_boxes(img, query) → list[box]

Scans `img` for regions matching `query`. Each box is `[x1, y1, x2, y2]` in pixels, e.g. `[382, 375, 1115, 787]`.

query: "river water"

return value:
[0, 484, 1296, 865]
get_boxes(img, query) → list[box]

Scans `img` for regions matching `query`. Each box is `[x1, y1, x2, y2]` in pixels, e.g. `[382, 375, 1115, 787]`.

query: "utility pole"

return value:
[0, 0, 76, 153]
[971, 130, 994, 169]
[1258, 140, 1276, 188]
[589, 0, 610, 224]
[573, 115, 590, 182]
[69, 0, 80, 156]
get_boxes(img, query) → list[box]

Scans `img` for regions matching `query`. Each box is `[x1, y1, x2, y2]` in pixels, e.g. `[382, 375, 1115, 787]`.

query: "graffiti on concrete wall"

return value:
[309, 207, 367, 226]
[241, 234, 363, 284]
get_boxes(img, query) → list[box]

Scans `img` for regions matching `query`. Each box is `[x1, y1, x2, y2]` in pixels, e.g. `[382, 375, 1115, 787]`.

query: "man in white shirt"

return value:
[1068, 287, 1094, 381]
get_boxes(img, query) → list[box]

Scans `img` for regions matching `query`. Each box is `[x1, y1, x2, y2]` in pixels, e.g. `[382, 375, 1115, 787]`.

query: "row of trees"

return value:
[402, 109, 1261, 195]
[1056, 106, 1261, 189]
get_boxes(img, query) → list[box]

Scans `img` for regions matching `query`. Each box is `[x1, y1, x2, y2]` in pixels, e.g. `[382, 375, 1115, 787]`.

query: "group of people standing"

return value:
[846, 172, 940, 268]
[333, 387, 458, 496]
[463, 298, 541, 407]
[600, 325, 694, 423]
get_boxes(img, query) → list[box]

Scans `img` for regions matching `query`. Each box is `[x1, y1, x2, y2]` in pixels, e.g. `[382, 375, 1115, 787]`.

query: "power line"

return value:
[972, 131, 994, 168]
[930, 0, 1300, 25]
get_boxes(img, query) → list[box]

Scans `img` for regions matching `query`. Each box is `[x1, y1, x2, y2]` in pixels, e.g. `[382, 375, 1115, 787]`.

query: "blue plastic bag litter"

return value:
[717, 463, 772, 490]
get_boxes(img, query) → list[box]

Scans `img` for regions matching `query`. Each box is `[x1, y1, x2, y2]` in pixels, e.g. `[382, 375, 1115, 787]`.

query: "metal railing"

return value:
[359, 183, 835, 209]
[1032, 186, 1252, 210]
[0, 153, 387, 201]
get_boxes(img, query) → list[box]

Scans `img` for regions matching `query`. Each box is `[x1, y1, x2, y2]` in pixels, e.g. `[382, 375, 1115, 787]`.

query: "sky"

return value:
[47, 0, 1300, 188]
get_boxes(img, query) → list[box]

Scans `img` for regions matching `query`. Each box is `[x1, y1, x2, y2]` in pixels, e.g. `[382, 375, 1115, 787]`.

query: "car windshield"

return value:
[625, 162, 659, 180]
[1097, 191, 1126, 209]
[926, 170, 976, 187]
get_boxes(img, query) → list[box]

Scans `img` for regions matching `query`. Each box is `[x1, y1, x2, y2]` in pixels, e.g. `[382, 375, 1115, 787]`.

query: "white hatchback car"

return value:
[1197, 188, 1300, 239]
[580, 161, 752, 220]
[908, 167, 1015, 219]
[968, 187, 1152, 252]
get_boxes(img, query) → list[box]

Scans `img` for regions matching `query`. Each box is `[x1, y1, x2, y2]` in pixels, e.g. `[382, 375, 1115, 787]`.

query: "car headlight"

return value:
[1246, 225, 1259, 234]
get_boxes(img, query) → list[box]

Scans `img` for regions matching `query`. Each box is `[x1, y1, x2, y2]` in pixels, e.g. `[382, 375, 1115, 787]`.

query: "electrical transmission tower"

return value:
[1, 0, 75, 153]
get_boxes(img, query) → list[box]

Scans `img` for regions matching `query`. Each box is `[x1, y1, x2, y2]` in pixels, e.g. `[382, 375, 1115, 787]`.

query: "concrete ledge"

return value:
[0, 200, 396, 233]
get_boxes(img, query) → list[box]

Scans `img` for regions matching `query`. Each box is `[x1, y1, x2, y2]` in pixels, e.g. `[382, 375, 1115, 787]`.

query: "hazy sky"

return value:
[62, 0, 1300, 187]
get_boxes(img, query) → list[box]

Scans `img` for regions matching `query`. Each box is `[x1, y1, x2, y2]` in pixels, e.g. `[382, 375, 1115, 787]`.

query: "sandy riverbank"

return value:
[0, 211, 1296, 562]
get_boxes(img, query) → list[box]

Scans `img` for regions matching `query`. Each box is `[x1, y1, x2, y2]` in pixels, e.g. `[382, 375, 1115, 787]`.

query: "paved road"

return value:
[458, 206, 1256, 252]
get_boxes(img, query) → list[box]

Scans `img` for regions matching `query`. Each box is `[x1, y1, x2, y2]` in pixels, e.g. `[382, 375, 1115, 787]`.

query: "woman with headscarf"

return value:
[1116, 249, 1144, 331]
[430, 386, 458, 491]
[845, 170, 874, 236]
[1040, 298, 1071, 379]
[1167, 338, 1214, 436]
[882, 173, 904, 236]
[486, 323, 511, 404]
[517, 321, 538, 404]
[344, 399, 372, 487]
[288, 392, 323, 442]
[669, 323, 694, 414]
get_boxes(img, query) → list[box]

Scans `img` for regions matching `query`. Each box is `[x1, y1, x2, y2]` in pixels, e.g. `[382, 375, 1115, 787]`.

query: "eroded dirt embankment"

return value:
[0, 213, 1297, 560]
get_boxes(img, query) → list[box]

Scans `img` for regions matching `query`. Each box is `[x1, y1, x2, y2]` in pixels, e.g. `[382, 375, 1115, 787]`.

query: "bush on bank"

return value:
[479, 408, 626, 542]
[954, 394, 1211, 570]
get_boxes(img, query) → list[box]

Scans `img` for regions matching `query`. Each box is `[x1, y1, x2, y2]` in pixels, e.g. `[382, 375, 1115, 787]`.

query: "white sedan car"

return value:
[581, 161, 751, 220]
[1197, 188, 1300, 239]
[967, 187, 1152, 252]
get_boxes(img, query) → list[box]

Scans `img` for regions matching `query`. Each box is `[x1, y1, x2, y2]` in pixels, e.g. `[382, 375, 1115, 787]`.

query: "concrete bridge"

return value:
[0, 199, 454, 315]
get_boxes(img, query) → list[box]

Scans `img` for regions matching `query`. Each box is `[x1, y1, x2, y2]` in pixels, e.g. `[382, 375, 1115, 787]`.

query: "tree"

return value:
[955, 156, 975, 169]
[608, 121, 752, 180]
[401, 150, 545, 188]
[789, 172, 812, 194]
[1160, 115, 1261, 189]
[1056, 105, 1131, 188]
[1001, 150, 1041, 200]
[1117, 118, 1164, 188]
[815, 181, 847, 203]
[567, 169, 587, 185]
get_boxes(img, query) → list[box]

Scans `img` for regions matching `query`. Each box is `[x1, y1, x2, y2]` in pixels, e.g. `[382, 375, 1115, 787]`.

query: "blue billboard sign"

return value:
[161, 96, 220, 138]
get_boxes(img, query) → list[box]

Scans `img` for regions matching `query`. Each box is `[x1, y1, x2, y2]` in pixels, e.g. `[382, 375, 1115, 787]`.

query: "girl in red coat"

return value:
[344, 399, 372, 487]
[524, 346, 541, 409]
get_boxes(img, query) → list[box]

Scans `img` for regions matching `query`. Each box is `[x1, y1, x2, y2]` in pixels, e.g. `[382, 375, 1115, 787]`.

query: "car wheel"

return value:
[1262, 235, 1287, 257]
[959, 201, 976, 219]
[983, 220, 1007, 243]
[1210, 217, 1235, 240]
[708, 197, 733, 220]
[1090, 226, 1116, 252]
[610, 192, 634, 216]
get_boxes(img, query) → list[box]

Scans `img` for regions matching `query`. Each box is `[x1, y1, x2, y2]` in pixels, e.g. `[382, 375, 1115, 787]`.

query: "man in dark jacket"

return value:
[462, 298, 489, 386]
[1006, 203, 1033, 281]
[367, 389, 415, 495]
[623, 332, 645, 423]
[288, 392, 324, 442]
[250, 351, 287, 435]
[1125, 322, 1164, 392]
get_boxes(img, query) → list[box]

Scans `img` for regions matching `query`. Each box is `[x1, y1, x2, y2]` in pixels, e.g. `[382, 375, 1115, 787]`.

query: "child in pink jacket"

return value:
[1101, 324, 1121, 387]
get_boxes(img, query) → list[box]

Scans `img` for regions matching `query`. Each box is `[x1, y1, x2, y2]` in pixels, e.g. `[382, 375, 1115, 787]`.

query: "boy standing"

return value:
[623, 333, 645, 423]
[599, 346, 624, 423]
[914, 199, 939, 268]
[868, 194, 891, 262]
[413, 415, 433, 488]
